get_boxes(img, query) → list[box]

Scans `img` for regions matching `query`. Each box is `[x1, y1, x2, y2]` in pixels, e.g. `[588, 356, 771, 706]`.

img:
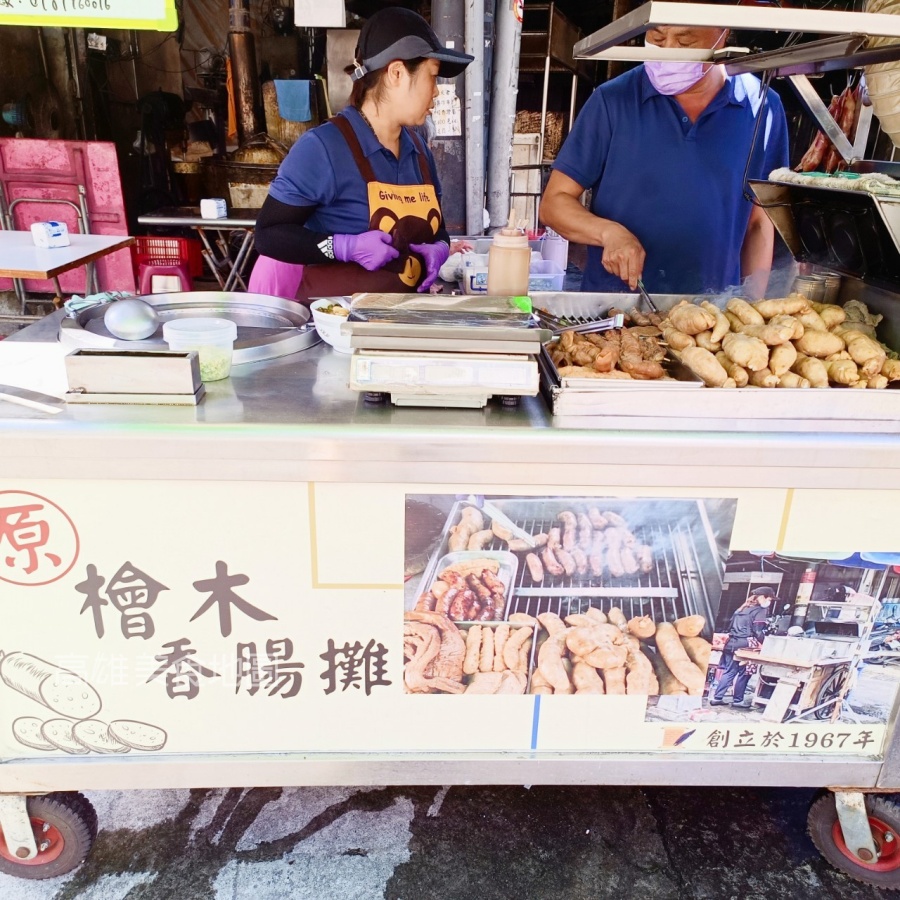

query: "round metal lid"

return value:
[59, 292, 320, 364]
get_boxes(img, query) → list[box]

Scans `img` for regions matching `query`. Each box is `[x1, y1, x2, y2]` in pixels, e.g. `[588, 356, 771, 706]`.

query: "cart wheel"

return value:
[808, 793, 900, 888]
[0, 792, 96, 880]
[814, 668, 848, 721]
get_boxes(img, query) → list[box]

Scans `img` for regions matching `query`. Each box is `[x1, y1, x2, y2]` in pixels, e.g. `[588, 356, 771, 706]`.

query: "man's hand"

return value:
[599, 222, 645, 290]
[540, 170, 646, 289]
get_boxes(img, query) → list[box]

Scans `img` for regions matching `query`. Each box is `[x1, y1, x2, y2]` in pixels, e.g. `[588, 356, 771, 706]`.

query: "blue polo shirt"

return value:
[268, 106, 442, 235]
[552, 67, 789, 294]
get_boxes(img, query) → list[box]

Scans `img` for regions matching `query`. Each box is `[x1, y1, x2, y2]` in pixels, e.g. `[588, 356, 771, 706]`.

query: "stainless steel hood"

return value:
[574, 1, 900, 73]
[751, 174, 900, 288]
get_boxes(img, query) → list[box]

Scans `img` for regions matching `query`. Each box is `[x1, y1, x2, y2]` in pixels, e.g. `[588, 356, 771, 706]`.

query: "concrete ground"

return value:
[0, 784, 895, 900]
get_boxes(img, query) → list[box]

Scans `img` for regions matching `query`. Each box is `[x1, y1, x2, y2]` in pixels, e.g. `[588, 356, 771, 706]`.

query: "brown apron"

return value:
[297, 116, 442, 302]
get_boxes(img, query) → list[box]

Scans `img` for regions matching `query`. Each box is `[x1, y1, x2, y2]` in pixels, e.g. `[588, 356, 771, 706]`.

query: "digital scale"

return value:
[341, 293, 548, 409]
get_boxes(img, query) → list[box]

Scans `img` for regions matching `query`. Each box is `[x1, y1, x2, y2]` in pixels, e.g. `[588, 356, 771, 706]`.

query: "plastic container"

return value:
[487, 226, 531, 296]
[527, 260, 565, 292]
[541, 230, 569, 271]
[163, 317, 237, 381]
[310, 300, 353, 354]
[462, 254, 562, 294]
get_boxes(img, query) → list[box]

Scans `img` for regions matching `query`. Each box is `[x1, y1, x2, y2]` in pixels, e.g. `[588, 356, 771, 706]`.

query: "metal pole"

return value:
[465, 0, 486, 235]
[569, 74, 577, 131]
[538, 53, 551, 164]
[486, 0, 523, 229]
[432, 0, 468, 234]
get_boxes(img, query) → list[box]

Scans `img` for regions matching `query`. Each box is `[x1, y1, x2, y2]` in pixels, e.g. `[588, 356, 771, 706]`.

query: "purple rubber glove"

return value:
[409, 241, 450, 292]
[333, 230, 399, 271]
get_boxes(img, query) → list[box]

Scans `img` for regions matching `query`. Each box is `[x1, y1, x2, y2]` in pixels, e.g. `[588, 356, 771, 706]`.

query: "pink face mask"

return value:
[644, 31, 726, 96]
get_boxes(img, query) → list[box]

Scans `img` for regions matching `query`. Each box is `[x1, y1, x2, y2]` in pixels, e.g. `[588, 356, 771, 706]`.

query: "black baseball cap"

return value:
[750, 587, 776, 598]
[351, 8, 474, 81]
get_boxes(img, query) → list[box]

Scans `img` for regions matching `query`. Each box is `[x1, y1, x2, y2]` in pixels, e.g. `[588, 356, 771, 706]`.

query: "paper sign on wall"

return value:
[295, 0, 346, 28]
[433, 85, 462, 138]
[0, 0, 177, 31]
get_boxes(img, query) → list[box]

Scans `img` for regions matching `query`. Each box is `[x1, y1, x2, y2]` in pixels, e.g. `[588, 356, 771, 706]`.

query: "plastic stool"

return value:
[138, 261, 193, 294]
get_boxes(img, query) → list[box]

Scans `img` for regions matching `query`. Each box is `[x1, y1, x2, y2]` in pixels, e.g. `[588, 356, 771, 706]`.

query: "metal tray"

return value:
[534, 292, 900, 430]
[541, 344, 704, 390]
[59, 292, 318, 365]
[413, 549, 519, 622]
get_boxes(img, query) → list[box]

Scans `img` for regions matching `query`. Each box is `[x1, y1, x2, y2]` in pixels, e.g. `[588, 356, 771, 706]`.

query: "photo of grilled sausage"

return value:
[548, 527, 562, 551]
[589, 531, 606, 578]
[541, 546, 565, 577]
[466, 574, 493, 604]
[572, 547, 588, 576]
[555, 548, 577, 577]
[436, 588, 457, 616]
[588, 508, 609, 530]
[636, 544, 654, 574]
[602, 511, 628, 528]
[526, 552, 544, 583]
[558, 511, 578, 551]
[605, 528, 625, 578]
[577, 513, 593, 551]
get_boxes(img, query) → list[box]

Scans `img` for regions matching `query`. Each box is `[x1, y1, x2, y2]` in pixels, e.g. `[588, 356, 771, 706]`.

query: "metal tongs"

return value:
[466, 495, 536, 548]
[636, 279, 660, 314]
[533, 309, 625, 336]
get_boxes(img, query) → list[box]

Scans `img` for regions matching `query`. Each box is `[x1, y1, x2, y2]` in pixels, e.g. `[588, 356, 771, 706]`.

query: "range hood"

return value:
[751, 170, 900, 288]
[574, 1, 900, 74]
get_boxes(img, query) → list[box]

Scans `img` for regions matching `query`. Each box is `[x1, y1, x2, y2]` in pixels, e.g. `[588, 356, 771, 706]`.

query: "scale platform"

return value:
[349, 349, 540, 408]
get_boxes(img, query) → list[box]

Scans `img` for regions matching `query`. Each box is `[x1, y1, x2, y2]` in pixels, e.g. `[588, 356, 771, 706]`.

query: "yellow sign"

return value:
[0, 0, 177, 32]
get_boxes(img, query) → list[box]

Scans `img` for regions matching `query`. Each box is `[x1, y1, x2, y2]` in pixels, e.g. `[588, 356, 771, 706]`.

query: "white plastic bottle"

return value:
[487, 223, 530, 296]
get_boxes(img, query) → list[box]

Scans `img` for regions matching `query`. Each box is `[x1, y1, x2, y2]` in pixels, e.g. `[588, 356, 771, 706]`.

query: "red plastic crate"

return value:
[133, 236, 204, 278]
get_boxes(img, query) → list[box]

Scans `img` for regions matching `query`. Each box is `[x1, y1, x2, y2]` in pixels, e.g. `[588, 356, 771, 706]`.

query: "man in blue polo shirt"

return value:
[539, 18, 789, 298]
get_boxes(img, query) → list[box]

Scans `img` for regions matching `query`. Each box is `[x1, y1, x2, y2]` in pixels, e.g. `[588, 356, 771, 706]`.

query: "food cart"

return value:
[6, 1, 900, 891]
[1, 280, 900, 888]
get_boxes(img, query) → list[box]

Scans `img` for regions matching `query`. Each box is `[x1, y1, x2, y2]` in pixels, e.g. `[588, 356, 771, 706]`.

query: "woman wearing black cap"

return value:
[710, 587, 774, 707]
[250, 8, 473, 302]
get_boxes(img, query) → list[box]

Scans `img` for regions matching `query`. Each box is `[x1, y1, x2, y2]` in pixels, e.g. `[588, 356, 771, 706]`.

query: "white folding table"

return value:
[0, 232, 134, 321]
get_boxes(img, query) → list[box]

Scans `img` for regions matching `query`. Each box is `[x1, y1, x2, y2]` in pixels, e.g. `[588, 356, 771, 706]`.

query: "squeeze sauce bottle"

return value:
[487, 214, 530, 296]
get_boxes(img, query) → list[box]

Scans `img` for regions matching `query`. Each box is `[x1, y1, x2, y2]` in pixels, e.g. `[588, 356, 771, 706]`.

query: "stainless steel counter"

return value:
[3, 308, 900, 489]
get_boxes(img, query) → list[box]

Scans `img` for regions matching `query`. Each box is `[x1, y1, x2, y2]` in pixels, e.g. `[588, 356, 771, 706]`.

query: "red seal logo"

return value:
[0, 491, 80, 586]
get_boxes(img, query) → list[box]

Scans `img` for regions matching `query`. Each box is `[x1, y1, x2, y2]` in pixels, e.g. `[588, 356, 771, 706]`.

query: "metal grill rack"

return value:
[412, 497, 725, 629]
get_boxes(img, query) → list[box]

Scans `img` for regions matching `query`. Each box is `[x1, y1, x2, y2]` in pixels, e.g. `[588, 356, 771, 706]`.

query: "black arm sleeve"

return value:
[255, 194, 452, 262]
[253, 196, 335, 265]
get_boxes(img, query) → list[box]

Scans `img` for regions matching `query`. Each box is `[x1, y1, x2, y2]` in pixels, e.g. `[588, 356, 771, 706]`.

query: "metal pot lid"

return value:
[59, 292, 319, 365]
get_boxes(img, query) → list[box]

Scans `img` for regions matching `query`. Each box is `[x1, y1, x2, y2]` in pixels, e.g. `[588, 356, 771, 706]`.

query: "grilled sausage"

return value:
[541, 546, 565, 577]
[621, 545, 639, 576]
[577, 513, 593, 551]
[636, 544, 653, 574]
[556, 548, 577, 577]
[415, 591, 438, 612]
[436, 587, 456, 616]
[525, 552, 545, 583]
[589, 531, 606, 578]
[572, 547, 589, 576]
[588, 508, 609, 530]
[547, 526, 562, 551]
[605, 528, 625, 578]
[557, 511, 578, 551]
